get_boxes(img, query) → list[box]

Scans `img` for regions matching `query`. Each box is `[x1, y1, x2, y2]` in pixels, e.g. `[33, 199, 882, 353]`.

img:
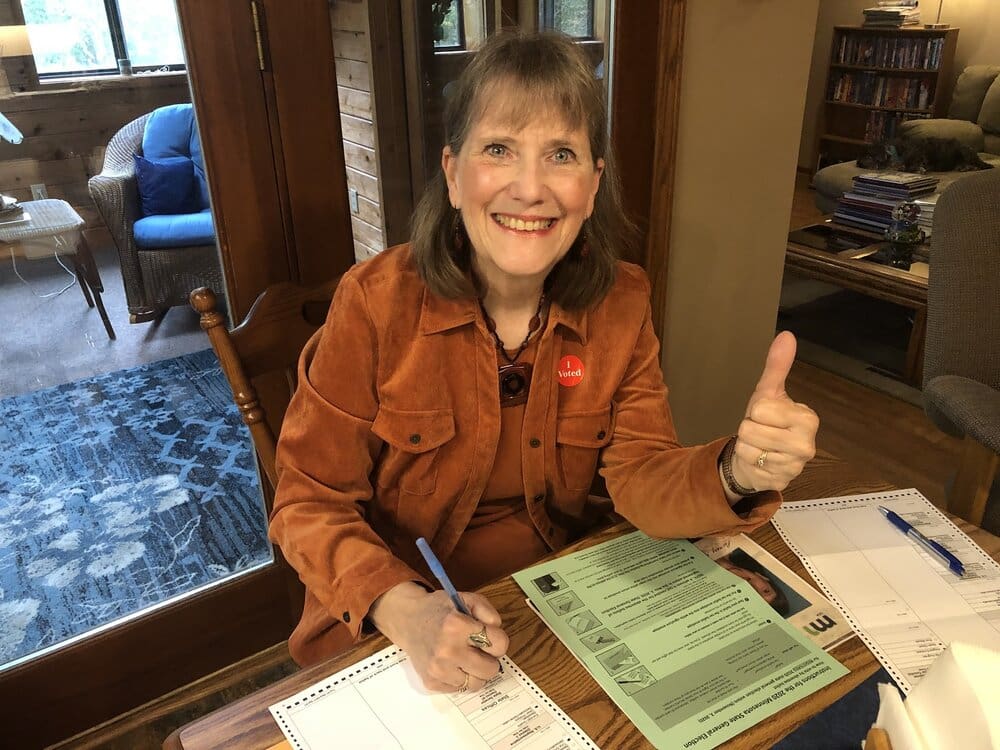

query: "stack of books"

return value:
[834, 172, 940, 233]
[863, 2, 920, 27]
[853, 171, 940, 199]
[914, 193, 939, 236]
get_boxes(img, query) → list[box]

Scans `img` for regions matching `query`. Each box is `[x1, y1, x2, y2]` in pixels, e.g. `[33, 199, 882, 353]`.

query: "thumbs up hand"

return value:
[729, 332, 818, 494]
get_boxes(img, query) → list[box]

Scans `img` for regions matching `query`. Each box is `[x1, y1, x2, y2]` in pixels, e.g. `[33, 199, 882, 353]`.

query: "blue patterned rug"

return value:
[0, 350, 269, 665]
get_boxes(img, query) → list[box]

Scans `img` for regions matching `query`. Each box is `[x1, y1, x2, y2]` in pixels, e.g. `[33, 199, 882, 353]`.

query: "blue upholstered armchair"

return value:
[89, 103, 223, 324]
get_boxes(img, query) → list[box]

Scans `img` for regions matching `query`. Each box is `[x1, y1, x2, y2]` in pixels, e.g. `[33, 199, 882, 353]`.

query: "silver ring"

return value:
[756, 450, 768, 470]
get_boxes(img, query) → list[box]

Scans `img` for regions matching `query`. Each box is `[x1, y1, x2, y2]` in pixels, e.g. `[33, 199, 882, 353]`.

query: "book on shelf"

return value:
[835, 34, 945, 71]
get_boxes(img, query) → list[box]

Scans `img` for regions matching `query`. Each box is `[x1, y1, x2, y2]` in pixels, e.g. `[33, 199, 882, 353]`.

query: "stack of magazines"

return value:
[914, 193, 939, 236]
[834, 172, 939, 233]
[863, 1, 920, 27]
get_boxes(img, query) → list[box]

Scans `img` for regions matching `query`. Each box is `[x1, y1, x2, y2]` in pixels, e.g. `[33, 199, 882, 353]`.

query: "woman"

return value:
[271, 31, 818, 693]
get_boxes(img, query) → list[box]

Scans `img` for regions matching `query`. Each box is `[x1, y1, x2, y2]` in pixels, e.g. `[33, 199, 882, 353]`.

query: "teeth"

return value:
[494, 215, 554, 231]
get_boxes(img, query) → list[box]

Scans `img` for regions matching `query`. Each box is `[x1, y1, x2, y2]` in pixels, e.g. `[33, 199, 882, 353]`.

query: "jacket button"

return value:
[409, 433, 421, 444]
[533, 493, 544, 502]
[597, 430, 606, 439]
[529, 438, 541, 448]
[343, 611, 351, 623]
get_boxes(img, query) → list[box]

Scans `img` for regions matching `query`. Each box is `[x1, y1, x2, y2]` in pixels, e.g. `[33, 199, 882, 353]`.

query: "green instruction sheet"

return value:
[512, 532, 849, 749]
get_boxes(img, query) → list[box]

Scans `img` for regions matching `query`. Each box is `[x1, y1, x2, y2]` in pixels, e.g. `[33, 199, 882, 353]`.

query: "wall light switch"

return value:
[30, 183, 48, 199]
[349, 188, 359, 214]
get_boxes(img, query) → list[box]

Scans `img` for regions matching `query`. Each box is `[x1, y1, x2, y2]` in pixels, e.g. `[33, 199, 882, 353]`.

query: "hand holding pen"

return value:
[366, 540, 508, 694]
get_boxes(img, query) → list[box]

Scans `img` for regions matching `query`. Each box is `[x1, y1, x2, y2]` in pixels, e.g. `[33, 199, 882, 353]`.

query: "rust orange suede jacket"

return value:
[270, 244, 780, 666]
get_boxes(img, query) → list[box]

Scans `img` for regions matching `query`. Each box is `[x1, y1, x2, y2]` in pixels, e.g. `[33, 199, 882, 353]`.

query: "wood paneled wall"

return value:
[0, 75, 190, 228]
[330, 0, 386, 261]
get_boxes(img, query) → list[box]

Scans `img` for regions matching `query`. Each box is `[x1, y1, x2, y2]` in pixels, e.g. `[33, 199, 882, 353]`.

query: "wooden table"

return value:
[164, 453, 1000, 749]
[785, 221, 927, 386]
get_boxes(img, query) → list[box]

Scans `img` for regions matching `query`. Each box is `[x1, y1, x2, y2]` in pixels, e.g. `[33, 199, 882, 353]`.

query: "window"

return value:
[432, 0, 464, 50]
[22, 0, 185, 78]
[540, 0, 595, 39]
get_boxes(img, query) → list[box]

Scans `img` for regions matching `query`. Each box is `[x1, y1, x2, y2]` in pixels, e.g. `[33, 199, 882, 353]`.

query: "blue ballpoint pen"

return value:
[877, 506, 966, 576]
[415, 537, 471, 615]
[416, 537, 503, 672]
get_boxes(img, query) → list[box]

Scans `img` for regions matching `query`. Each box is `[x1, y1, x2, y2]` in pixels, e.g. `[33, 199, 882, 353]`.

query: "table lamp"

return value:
[925, 0, 949, 29]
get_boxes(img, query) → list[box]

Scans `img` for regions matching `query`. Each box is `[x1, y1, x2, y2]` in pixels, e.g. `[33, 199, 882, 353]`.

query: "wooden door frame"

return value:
[0, 1, 355, 745]
[611, 0, 686, 342]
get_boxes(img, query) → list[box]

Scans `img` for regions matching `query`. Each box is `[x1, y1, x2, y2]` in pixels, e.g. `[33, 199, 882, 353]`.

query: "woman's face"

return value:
[719, 559, 778, 606]
[442, 95, 604, 292]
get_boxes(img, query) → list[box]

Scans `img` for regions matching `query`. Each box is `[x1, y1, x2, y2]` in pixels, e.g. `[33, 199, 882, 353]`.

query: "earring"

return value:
[578, 222, 590, 259]
[453, 210, 465, 253]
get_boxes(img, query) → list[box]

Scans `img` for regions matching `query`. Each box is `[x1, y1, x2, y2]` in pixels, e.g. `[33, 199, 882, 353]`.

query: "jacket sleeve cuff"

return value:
[339, 560, 432, 641]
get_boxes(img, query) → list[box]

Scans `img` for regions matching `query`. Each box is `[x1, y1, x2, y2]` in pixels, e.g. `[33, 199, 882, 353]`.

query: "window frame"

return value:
[432, 0, 466, 52]
[28, 0, 186, 81]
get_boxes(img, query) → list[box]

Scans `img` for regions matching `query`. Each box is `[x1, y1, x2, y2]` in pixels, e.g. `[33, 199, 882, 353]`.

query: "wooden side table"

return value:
[0, 198, 115, 339]
[786, 220, 927, 386]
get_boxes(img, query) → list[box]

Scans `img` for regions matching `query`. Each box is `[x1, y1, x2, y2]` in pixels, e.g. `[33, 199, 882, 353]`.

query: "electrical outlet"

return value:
[30, 183, 47, 200]
[348, 188, 359, 214]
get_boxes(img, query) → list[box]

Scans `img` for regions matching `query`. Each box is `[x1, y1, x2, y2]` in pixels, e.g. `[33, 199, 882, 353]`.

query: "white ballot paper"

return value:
[772, 488, 1000, 693]
[269, 645, 599, 750]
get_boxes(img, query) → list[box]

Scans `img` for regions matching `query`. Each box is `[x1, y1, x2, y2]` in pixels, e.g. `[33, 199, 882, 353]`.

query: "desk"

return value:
[0, 199, 115, 340]
[786, 221, 927, 386]
[164, 454, 1000, 749]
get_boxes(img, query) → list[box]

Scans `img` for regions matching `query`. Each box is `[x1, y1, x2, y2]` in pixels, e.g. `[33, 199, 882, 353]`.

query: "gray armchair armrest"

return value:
[924, 375, 1000, 452]
[899, 118, 986, 151]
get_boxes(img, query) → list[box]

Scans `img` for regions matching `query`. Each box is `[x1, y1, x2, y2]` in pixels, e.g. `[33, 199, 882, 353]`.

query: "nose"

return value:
[509, 157, 545, 205]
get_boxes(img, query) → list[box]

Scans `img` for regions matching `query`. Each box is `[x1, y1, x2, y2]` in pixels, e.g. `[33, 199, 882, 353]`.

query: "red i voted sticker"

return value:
[557, 355, 585, 387]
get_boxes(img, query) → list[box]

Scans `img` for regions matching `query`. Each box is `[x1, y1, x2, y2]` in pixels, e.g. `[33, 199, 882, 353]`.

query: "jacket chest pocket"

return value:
[372, 406, 455, 496]
[555, 404, 615, 491]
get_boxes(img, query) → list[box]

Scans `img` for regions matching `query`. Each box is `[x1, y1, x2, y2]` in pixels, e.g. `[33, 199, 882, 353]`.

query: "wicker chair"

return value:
[923, 169, 1000, 525]
[88, 111, 224, 324]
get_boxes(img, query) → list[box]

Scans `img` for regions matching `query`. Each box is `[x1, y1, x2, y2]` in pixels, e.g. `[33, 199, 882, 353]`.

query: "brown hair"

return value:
[410, 30, 636, 309]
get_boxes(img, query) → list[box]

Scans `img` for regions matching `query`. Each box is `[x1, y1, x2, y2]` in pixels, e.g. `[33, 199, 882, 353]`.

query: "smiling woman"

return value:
[269, 29, 819, 700]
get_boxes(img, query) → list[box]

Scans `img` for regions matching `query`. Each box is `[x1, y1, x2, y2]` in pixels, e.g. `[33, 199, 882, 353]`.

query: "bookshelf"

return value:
[816, 25, 959, 170]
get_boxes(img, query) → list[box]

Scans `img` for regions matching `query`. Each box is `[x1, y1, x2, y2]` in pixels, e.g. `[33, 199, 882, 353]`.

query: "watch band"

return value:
[720, 435, 756, 497]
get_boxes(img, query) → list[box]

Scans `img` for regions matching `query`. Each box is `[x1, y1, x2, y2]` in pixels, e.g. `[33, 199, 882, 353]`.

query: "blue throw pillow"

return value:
[133, 154, 197, 217]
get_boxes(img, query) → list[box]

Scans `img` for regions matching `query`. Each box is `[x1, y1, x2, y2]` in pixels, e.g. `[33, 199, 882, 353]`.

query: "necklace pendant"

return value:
[498, 362, 532, 407]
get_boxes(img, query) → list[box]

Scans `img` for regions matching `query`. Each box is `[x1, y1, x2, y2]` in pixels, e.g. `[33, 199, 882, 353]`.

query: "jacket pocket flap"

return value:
[372, 406, 455, 453]
[556, 404, 615, 448]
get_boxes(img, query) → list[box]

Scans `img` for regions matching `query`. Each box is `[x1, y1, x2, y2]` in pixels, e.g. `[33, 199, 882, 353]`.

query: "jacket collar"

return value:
[418, 285, 588, 344]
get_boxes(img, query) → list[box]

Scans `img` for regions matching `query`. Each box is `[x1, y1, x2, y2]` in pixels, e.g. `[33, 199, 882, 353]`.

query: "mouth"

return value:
[492, 213, 558, 234]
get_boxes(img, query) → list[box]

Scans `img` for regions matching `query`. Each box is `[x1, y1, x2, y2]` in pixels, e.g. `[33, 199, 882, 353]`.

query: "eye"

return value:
[555, 147, 578, 163]
[485, 143, 508, 158]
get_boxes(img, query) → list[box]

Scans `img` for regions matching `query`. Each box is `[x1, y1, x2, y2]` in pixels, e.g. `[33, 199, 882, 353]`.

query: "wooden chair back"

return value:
[190, 278, 340, 492]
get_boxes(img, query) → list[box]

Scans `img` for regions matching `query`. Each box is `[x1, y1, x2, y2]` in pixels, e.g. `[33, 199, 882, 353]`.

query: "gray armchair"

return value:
[923, 169, 1000, 525]
[88, 106, 224, 324]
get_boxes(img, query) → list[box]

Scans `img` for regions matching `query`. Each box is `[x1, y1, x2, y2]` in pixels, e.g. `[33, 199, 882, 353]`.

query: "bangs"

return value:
[469, 76, 588, 137]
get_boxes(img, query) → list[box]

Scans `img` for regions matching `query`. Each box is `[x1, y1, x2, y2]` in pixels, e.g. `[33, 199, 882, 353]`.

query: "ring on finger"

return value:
[468, 625, 492, 649]
[755, 450, 768, 470]
[458, 670, 470, 692]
